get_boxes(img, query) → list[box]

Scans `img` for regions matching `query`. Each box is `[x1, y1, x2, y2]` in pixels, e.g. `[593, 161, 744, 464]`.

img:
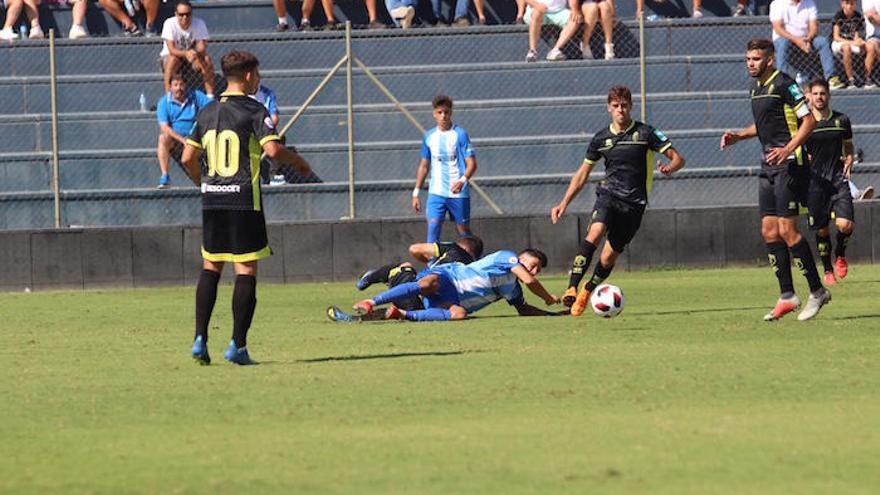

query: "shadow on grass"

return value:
[834, 313, 880, 321]
[627, 305, 767, 317]
[296, 349, 487, 364]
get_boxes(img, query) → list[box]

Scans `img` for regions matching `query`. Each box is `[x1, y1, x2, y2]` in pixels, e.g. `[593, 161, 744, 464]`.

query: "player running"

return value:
[721, 38, 831, 322]
[551, 85, 685, 317]
[804, 78, 855, 285]
[340, 249, 561, 322]
[181, 50, 312, 365]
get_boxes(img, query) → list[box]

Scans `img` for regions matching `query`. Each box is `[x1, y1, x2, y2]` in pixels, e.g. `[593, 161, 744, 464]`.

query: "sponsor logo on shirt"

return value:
[789, 84, 804, 101]
[201, 183, 242, 193]
[654, 129, 668, 141]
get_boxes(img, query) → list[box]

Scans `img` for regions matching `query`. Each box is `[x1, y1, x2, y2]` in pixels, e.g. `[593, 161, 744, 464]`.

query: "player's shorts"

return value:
[590, 192, 646, 253]
[426, 194, 471, 225]
[807, 175, 854, 230]
[387, 265, 424, 311]
[417, 267, 461, 310]
[758, 160, 810, 218]
[202, 209, 272, 262]
[524, 6, 571, 27]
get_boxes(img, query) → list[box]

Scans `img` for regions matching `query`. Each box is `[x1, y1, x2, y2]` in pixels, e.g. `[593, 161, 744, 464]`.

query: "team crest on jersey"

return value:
[788, 84, 804, 100]
[835, 119, 841, 128]
[653, 129, 668, 141]
[632, 131, 639, 141]
[508, 256, 518, 264]
[605, 138, 613, 147]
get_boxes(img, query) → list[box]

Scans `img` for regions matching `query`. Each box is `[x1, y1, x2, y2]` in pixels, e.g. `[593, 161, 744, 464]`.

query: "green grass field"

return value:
[2, 265, 879, 494]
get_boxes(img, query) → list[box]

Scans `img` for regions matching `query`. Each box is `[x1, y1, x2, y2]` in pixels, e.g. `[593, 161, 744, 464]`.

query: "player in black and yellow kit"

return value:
[804, 78, 855, 286]
[721, 38, 831, 322]
[551, 86, 685, 317]
[181, 50, 312, 365]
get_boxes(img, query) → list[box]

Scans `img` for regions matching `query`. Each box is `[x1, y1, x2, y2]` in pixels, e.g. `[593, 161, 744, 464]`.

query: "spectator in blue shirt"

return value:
[156, 72, 213, 189]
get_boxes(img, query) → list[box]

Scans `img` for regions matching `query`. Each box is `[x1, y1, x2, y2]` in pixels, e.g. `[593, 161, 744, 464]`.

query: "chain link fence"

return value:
[1, 10, 878, 230]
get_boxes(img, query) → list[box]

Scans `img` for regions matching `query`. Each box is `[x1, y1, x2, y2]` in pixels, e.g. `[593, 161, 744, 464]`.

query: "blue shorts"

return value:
[417, 267, 461, 309]
[426, 194, 471, 225]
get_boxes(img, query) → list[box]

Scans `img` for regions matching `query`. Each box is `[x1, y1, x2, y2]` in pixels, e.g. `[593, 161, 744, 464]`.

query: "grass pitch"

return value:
[2, 265, 879, 494]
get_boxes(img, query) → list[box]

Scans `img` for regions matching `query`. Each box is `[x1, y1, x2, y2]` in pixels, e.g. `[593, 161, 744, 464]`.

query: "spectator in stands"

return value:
[516, 0, 526, 23]
[99, 0, 161, 36]
[253, 83, 285, 185]
[473, 0, 487, 24]
[274, 0, 384, 30]
[160, 0, 215, 97]
[770, 0, 845, 89]
[863, 0, 880, 85]
[0, 0, 44, 40]
[431, 0, 473, 26]
[581, 0, 615, 60]
[155, 72, 213, 189]
[691, 0, 750, 18]
[386, 0, 417, 29]
[68, 0, 89, 39]
[832, 0, 873, 87]
[525, 0, 581, 61]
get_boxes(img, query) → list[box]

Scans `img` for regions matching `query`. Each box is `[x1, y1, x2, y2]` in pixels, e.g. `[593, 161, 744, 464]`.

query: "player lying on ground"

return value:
[804, 78, 855, 286]
[332, 249, 563, 322]
[551, 85, 685, 317]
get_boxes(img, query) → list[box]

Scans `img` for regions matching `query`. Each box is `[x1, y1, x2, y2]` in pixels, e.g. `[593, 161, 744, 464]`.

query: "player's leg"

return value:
[193, 258, 223, 365]
[760, 171, 799, 320]
[564, 195, 610, 306]
[396, 304, 467, 322]
[832, 182, 855, 279]
[425, 194, 446, 243]
[356, 263, 399, 290]
[226, 261, 258, 365]
[448, 197, 472, 238]
[157, 133, 173, 189]
[807, 178, 835, 283]
[355, 272, 440, 314]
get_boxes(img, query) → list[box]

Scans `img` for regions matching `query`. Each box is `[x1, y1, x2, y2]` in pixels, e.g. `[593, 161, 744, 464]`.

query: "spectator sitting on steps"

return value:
[0, 0, 44, 40]
[160, 0, 215, 97]
[525, 0, 581, 62]
[770, 0, 846, 89]
[155, 72, 213, 189]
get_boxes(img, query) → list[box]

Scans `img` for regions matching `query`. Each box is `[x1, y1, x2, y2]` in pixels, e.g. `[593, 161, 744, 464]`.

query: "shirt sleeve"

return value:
[782, 80, 810, 118]
[156, 95, 169, 125]
[769, 1, 782, 22]
[421, 133, 432, 160]
[584, 135, 602, 164]
[807, 5, 818, 21]
[842, 115, 854, 141]
[194, 19, 210, 40]
[196, 91, 213, 108]
[266, 90, 279, 117]
[161, 19, 173, 41]
[456, 128, 476, 158]
[646, 125, 673, 153]
[253, 106, 280, 147]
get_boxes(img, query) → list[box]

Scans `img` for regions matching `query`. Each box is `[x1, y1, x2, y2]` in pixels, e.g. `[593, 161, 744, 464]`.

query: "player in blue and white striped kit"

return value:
[352, 249, 562, 321]
[412, 95, 479, 243]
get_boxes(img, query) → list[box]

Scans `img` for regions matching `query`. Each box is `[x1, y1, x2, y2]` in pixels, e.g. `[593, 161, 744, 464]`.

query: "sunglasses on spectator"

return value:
[177, 11, 192, 17]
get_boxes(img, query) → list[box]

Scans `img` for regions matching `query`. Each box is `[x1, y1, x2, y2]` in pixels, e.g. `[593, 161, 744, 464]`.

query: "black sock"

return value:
[815, 234, 833, 273]
[584, 262, 614, 293]
[790, 238, 823, 293]
[195, 269, 221, 342]
[766, 242, 795, 297]
[567, 239, 597, 289]
[366, 264, 396, 285]
[834, 231, 851, 258]
[232, 275, 257, 349]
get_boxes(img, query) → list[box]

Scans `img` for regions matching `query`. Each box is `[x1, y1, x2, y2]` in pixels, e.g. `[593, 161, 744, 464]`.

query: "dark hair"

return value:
[176, 0, 192, 10]
[457, 235, 484, 260]
[432, 94, 453, 109]
[519, 248, 548, 268]
[807, 78, 829, 91]
[170, 72, 186, 84]
[747, 38, 775, 54]
[607, 86, 632, 104]
[221, 50, 259, 81]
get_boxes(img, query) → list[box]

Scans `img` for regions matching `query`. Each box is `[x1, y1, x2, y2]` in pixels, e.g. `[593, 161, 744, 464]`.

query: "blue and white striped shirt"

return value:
[421, 124, 475, 198]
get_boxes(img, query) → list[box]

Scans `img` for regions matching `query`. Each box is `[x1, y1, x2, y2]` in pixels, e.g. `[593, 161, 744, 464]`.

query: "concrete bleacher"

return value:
[1, 5, 878, 229]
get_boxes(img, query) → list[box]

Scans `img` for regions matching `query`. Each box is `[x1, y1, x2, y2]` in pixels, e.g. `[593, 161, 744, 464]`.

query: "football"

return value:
[590, 284, 625, 318]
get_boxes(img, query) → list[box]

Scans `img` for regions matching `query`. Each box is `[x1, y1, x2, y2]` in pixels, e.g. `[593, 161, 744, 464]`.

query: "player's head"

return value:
[746, 38, 775, 79]
[518, 248, 548, 276]
[606, 86, 632, 127]
[456, 235, 484, 260]
[170, 72, 188, 99]
[807, 78, 830, 110]
[175, 0, 193, 29]
[222, 50, 261, 93]
[432, 94, 453, 130]
[841, 0, 856, 17]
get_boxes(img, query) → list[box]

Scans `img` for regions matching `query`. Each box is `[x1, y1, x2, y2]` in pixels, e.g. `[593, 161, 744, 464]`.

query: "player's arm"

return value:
[159, 123, 187, 145]
[451, 156, 477, 194]
[195, 39, 208, 56]
[263, 140, 312, 176]
[181, 143, 202, 185]
[720, 124, 757, 149]
[658, 147, 685, 176]
[408, 242, 438, 263]
[832, 23, 844, 43]
[768, 114, 816, 166]
[807, 17, 819, 42]
[511, 265, 559, 305]
[412, 157, 429, 213]
[843, 116, 855, 178]
[165, 39, 188, 59]
[551, 159, 596, 224]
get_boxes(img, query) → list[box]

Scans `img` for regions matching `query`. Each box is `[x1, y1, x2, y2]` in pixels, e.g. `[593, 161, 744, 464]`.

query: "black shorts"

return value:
[387, 265, 423, 311]
[590, 193, 646, 253]
[759, 162, 810, 218]
[807, 176, 854, 230]
[202, 209, 272, 262]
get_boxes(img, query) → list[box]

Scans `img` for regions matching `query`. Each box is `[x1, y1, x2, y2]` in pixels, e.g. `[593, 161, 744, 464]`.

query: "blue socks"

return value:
[373, 282, 422, 306]
[405, 308, 452, 321]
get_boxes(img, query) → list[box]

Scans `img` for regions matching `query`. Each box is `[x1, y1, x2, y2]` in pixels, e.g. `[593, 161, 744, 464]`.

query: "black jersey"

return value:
[186, 91, 280, 211]
[428, 242, 474, 267]
[832, 10, 865, 40]
[750, 70, 810, 168]
[806, 109, 853, 182]
[584, 120, 673, 205]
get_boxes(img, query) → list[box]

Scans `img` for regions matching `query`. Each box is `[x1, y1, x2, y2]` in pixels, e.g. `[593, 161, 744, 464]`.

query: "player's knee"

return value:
[778, 223, 801, 244]
[761, 222, 779, 241]
[838, 219, 854, 235]
[449, 306, 468, 320]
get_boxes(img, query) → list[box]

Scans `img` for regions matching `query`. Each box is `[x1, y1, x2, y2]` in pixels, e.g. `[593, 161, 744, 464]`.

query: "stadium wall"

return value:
[0, 202, 877, 292]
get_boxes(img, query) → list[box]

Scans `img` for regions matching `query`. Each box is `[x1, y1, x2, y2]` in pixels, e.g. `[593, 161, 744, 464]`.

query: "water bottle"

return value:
[646, 14, 660, 22]
[795, 72, 805, 87]
[139, 92, 147, 112]
[18, 24, 28, 39]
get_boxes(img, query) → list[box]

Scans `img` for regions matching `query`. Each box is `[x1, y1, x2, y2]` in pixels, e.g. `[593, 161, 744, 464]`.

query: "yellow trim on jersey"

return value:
[658, 142, 672, 154]
[433, 243, 441, 257]
[220, 91, 246, 97]
[782, 104, 804, 165]
[259, 134, 280, 146]
[186, 138, 203, 149]
[763, 70, 780, 87]
[249, 135, 262, 211]
[646, 149, 655, 196]
[811, 127, 846, 133]
[609, 120, 636, 135]
[202, 245, 272, 262]
[584, 158, 596, 166]
[793, 100, 807, 112]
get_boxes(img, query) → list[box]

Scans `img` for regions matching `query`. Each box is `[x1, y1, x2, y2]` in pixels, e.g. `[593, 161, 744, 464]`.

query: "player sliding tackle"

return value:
[346, 249, 562, 322]
[551, 86, 685, 317]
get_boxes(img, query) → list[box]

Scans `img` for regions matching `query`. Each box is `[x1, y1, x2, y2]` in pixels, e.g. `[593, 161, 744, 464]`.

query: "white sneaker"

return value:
[604, 43, 615, 60]
[693, 9, 704, 19]
[269, 175, 286, 186]
[858, 185, 875, 201]
[0, 27, 16, 41]
[546, 48, 565, 61]
[29, 25, 44, 39]
[69, 24, 88, 39]
[391, 6, 415, 29]
[581, 42, 592, 59]
[797, 288, 831, 321]
[525, 49, 538, 63]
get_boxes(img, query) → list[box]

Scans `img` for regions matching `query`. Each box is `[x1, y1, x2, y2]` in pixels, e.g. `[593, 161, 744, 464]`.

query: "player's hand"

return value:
[451, 179, 465, 194]
[797, 39, 812, 53]
[765, 147, 790, 166]
[658, 160, 675, 176]
[545, 295, 560, 305]
[720, 131, 738, 150]
[550, 204, 566, 224]
[844, 161, 853, 179]
[412, 196, 421, 213]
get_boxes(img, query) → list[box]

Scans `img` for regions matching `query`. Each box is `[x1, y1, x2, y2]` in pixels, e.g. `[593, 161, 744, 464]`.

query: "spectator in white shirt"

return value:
[864, 0, 880, 83]
[770, 0, 845, 89]
[524, 0, 581, 62]
[160, 0, 215, 97]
